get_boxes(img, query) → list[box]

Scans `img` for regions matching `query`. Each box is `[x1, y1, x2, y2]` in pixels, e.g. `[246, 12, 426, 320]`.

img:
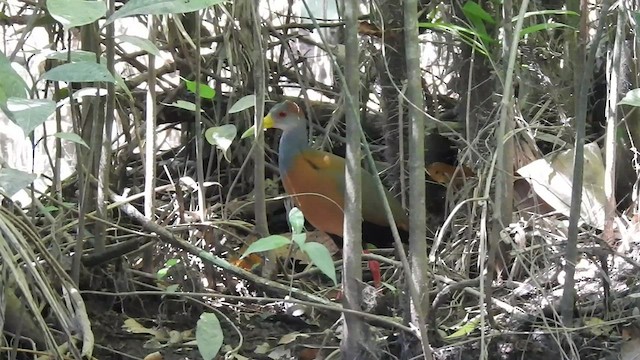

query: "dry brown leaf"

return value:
[517, 142, 606, 229]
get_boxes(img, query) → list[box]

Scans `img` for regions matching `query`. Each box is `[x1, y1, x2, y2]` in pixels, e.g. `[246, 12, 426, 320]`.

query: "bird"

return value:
[243, 100, 410, 286]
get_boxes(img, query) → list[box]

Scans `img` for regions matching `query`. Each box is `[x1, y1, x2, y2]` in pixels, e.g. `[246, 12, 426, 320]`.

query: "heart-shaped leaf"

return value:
[7, 98, 55, 135]
[204, 124, 236, 162]
[0, 168, 38, 197]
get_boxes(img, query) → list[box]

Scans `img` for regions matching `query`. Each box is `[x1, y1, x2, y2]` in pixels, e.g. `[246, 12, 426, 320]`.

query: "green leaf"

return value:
[288, 207, 304, 234]
[116, 35, 161, 56]
[444, 316, 481, 339]
[204, 124, 236, 162]
[196, 313, 223, 360]
[157, 259, 180, 279]
[163, 100, 203, 112]
[6, 98, 56, 135]
[47, 0, 107, 29]
[107, 0, 226, 24]
[241, 235, 291, 259]
[165, 259, 180, 267]
[45, 50, 103, 63]
[184, 79, 216, 99]
[619, 89, 640, 107]
[462, 1, 495, 24]
[0, 167, 38, 197]
[54, 132, 89, 149]
[418, 22, 491, 56]
[0, 51, 29, 106]
[519, 23, 571, 37]
[43, 61, 115, 83]
[292, 233, 306, 248]
[165, 284, 180, 293]
[228, 95, 256, 113]
[40, 206, 59, 215]
[519, 9, 579, 19]
[301, 242, 337, 285]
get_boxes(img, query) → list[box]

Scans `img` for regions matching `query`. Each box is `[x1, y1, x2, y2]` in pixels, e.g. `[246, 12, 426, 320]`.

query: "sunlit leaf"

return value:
[444, 316, 480, 339]
[228, 95, 256, 113]
[6, 98, 55, 135]
[0, 167, 37, 197]
[196, 313, 223, 360]
[45, 50, 103, 63]
[0, 51, 29, 107]
[301, 242, 337, 285]
[184, 78, 216, 99]
[204, 124, 236, 162]
[107, 0, 226, 24]
[43, 61, 115, 83]
[288, 207, 304, 234]
[157, 258, 180, 279]
[291, 233, 306, 248]
[619, 89, 640, 107]
[47, 0, 107, 29]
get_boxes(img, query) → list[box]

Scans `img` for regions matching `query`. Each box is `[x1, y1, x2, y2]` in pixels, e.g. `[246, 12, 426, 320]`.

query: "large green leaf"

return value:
[47, 0, 107, 29]
[106, 0, 226, 24]
[45, 50, 103, 63]
[241, 235, 291, 259]
[0, 51, 28, 103]
[43, 61, 115, 83]
[0, 168, 37, 197]
[196, 313, 223, 360]
[6, 98, 56, 135]
[301, 242, 337, 285]
[462, 1, 495, 24]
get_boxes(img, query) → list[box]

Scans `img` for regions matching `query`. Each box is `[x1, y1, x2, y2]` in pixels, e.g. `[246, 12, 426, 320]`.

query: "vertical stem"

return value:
[252, 0, 268, 238]
[143, 15, 157, 271]
[341, 0, 365, 356]
[404, 0, 432, 357]
[193, 11, 207, 222]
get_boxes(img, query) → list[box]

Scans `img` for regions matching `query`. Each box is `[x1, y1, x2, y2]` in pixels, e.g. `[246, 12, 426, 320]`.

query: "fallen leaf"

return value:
[123, 318, 159, 337]
[517, 142, 606, 229]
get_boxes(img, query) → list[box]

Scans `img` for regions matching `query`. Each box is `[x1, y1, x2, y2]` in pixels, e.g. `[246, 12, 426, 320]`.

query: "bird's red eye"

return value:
[278, 111, 287, 118]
